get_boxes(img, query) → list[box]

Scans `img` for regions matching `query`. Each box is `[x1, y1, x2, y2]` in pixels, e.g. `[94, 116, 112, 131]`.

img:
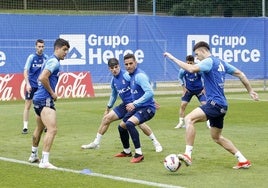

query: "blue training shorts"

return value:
[33, 98, 56, 116]
[122, 106, 155, 124]
[181, 89, 206, 103]
[25, 87, 38, 100]
[113, 103, 128, 119]
[199, 100, 228, 129]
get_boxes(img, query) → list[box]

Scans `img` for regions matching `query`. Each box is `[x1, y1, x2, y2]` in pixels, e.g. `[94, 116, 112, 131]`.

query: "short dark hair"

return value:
[124, 53, 136, 61]
[36, 39, 44, 45]
[193, 41, 210, 51]
[54, 38, 70, 49]
[108, 58, 119, 67]
[186, 55, 194, 62]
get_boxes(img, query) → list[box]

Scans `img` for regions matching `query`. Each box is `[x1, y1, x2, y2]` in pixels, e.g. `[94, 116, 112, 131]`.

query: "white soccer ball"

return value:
[163, 154, 181, 172]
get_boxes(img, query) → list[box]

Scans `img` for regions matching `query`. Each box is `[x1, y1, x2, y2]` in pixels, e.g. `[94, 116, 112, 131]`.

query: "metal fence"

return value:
[0, 0, 267, 17]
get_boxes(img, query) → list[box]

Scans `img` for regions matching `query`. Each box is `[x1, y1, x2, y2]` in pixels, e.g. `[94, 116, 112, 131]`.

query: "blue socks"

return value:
[126, 121, 140, 149]
[118, 125, 130, 149]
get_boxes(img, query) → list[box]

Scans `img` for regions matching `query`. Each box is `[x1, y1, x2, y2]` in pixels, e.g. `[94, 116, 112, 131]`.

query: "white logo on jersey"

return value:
[218, 62, 225, 72]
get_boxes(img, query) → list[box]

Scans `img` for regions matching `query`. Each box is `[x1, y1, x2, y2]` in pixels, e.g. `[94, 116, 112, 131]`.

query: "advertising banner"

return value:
[0, 14, 266, 83]
[0, 72, 94, 101]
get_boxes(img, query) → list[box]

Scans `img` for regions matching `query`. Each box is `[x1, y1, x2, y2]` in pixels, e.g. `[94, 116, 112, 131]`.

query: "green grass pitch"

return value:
[0, 92, 267, 188]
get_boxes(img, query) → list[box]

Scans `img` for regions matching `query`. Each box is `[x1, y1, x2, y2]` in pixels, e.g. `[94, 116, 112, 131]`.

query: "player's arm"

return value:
[44, 54, 49, 60]
[228, 65, 259, 101]
[178, 69, 185, 86]
[132, 73, 154, 107]
[164, 52, 200, 73]
[38, 60, 58, 101]
[24, 69, 31, 92]
[38, 69, 57, 100]
[24, 55, 33, 92]
[106, 81, 118, 114]
[178, 69, 187, 93]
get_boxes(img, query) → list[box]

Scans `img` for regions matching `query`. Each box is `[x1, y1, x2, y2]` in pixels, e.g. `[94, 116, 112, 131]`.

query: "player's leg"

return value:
[81, 104, 126, 149]
[38, 106, 57, 169]
[175, 91, 192, 128]
[210, 119, 251, 169]
[114, 121, 132, 157]
[97, 110, 119, 135]
[178, 107, 207, 166]
[197, 92, 211, 129]
[184, 107, 207, 146]
[22, 88, 37, 134]
[126, 107, 155, 163]
[175, 101, 188, 128]
[22, 99, 32, 134]
[28, 114, 45, 163]
[81, 110, 119, 149]
[138, 123, 163, 152]
[211, 126, 239, 153]
[125, 115, 143, 163]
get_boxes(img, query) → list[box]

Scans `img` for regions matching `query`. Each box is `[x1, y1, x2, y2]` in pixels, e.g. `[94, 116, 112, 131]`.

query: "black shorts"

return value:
[113, 103, 128, 119]
[200, 100, 228, 129]
[25, 87, 38, 100]
[181, 89, 206, 103]
[122, 107, 155, 124]
[33, 98, 56, 116]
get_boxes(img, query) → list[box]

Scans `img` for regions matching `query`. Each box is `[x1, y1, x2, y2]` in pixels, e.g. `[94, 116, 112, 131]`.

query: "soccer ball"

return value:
[163, 154, 181, 172]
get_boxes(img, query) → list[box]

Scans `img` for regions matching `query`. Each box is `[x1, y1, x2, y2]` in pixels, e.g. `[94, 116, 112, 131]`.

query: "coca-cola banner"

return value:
[0, 72, 94, 101]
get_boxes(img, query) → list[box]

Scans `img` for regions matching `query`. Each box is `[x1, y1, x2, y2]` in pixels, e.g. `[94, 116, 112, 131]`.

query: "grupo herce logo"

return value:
[59, 34, 145, 65]
[187, 35, 210, 55]
[187, 34, 261, 63]
[0, 50, 7, 66]
[60, 34, 86, 65]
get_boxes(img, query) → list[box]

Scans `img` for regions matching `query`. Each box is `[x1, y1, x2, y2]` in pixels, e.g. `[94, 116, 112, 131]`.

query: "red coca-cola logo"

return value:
[0, 74, 14, 101]
[0, 72, 95, 101]
[57, 72, 94, 98]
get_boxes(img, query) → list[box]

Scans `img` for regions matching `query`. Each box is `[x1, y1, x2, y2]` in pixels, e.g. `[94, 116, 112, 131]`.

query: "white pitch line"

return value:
[0, 156, 184, 188]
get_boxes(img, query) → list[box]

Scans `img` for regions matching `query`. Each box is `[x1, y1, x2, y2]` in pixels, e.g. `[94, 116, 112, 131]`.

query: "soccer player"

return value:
[28, 38, 70, 169]
[81, 58, 162, 152]
[175, 55, 208, 129]
[115, 53, 157, 163]
[164, 41, 258, 169]
[22, 39, 48, 134]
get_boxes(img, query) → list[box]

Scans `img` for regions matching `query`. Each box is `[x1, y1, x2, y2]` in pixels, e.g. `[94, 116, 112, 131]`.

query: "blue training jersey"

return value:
[178, 69, 203, 91]
[24, 53, 48, 88]
[129, 68, 155, 111]
[107, 70, 132, 108]
[33, 55, 60, 101]
[198, 56, 237, 106]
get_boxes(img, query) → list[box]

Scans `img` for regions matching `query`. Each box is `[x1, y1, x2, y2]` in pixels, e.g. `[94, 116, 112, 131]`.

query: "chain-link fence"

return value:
[0, 0, 267, 17]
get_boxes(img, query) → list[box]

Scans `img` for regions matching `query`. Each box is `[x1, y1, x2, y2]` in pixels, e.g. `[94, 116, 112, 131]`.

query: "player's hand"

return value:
[163, 52, 174, 60]
[51, 93, 57, 101]
[250, 91, 259, 101]
[26, 84, 32, 93]
[126, 103, 135, 112]
[104, 108, 110, 115]
[163, 52, 170, 58]
[154, 101, 160, 110]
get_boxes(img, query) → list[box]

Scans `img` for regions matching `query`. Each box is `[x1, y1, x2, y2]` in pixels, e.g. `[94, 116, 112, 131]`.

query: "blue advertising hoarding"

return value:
[0, 14, 267, 83]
